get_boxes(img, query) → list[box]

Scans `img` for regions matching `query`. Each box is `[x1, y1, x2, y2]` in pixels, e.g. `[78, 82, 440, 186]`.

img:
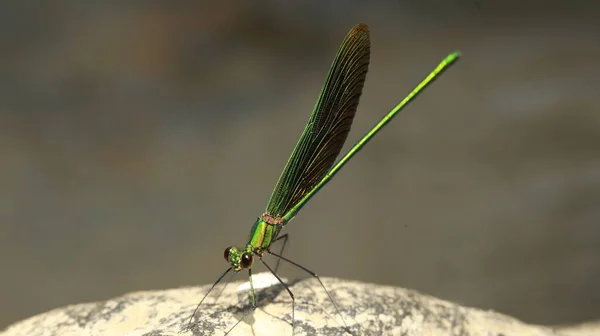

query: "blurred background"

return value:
[1, 0, 599, 330]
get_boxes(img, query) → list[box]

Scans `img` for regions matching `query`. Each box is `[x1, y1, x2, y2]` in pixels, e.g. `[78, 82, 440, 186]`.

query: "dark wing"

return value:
[265, 24, 370, 218]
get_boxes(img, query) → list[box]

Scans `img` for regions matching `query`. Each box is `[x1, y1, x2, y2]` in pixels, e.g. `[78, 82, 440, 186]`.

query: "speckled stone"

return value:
[1, 273, 598, 336]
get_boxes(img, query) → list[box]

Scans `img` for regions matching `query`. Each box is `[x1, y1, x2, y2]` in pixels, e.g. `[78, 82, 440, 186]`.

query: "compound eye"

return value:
[241, 253, 253, 269]
[224, 247, 233, 262]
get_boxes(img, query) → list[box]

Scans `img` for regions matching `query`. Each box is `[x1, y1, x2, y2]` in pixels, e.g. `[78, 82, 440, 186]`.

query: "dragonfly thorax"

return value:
[245, 216, 284, 250]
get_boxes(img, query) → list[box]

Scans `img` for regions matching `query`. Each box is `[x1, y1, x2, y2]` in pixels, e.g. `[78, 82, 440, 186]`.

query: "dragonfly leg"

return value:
[210, 268, 236, 305]
[268, 251, 354, 335]
[224, 269, 257, 336]
[248, 268, 257, 307]
[185, 267, 232, 330]
[272, 233, 289, 273]
[258, 257, 296, 334]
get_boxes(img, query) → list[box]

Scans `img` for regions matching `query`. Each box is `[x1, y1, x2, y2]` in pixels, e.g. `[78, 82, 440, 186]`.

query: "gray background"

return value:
[1, 1, 599, 329]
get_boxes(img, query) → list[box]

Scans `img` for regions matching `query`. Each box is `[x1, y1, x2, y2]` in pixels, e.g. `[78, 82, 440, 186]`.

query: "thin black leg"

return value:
[212, 267, 236, 304]
[259, 257, 296, 335]
[272, 233, 289, 273]
[186, 267, 233, 329]
[224, 269, 257, 336]
[267, 251, 354, 335]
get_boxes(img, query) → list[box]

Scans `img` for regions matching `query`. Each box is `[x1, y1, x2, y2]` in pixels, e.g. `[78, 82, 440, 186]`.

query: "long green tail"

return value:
[282, 51, 461, 222]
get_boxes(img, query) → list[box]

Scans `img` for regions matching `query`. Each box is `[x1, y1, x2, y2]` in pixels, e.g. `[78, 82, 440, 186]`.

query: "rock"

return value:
[1, 272, 598, 336]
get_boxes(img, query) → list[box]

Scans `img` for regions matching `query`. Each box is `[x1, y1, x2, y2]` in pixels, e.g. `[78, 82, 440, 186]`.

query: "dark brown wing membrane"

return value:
[265, 24, 370, 218]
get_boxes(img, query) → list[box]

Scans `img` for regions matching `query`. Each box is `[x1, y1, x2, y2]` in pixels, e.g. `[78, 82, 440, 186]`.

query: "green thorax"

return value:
[246, 214, 285, 251]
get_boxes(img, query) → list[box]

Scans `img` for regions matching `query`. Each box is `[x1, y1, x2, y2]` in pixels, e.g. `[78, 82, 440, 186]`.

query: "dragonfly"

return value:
[187, 23, 460, 335]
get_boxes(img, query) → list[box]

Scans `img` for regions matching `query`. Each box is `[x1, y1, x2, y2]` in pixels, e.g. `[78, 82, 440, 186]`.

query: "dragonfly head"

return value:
[224, 246, 253, 271]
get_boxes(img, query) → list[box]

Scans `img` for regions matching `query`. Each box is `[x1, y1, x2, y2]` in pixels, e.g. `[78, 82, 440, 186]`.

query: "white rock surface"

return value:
[1, 273, 598, 336]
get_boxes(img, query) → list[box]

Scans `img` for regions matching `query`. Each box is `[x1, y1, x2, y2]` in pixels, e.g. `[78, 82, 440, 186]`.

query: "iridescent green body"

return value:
[224, 24, 460, 274]
[188, 23, 461, 335]
[227, 215, 284, 271]
[251, 213, 285, 246]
